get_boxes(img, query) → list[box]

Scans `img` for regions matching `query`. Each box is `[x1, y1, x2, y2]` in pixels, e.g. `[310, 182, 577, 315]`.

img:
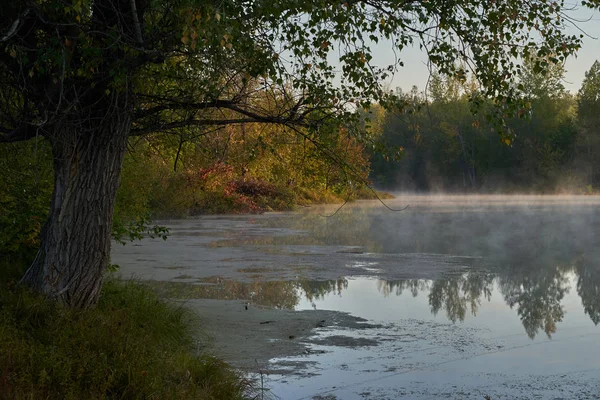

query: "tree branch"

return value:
[130, 115, 307, 136]
[0, 8, 30, 42]
[0, 123, 40, 143]
[129, 0, 144, 46]
[134, 99, 237, 119]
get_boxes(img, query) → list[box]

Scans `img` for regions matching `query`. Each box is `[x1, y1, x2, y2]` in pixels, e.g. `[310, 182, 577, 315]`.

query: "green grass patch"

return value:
[0, 278, 251, 399]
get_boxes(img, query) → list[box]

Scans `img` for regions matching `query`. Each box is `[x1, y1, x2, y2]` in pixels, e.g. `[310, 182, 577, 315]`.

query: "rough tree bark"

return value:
[20, 108, 130, 308]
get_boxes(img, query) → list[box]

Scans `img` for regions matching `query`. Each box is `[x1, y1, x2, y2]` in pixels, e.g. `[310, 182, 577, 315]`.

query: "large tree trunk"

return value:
[20, 110, 130, 308]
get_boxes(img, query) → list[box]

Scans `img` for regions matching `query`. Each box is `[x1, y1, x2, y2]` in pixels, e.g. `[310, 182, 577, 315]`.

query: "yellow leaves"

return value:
[503, 138, 511, 146]
[215, 12, 221, 22]
[76, 15, 81, 23]
[358, 52, 366, 65]
[181, 35, 189, 45]
[28, 70, 34, 78]
[220, 34, 233, 50]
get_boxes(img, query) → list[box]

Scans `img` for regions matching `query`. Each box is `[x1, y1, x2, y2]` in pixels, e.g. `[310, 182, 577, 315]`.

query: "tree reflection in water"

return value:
[574, 258, 600, 326]
[146, 278, 348, 310]
[498, 265, 570, 339]
[146, 264, 599, 340]
[378, 259, 600, 339]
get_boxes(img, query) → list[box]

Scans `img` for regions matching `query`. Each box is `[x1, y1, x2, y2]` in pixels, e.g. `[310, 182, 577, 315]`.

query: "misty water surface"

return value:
[256, 195, 600, 399]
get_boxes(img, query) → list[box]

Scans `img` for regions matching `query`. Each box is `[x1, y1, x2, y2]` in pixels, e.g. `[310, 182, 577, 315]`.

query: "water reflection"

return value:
[146, 278, 348, 310]
[377, 261, 600, 339]
[575, 259, 600, 325]
[149, 257, 599, 340]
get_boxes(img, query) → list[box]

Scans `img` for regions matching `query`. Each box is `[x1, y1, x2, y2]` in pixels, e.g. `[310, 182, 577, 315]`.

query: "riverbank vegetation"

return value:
[369, 60, 600, 193]
[0, 262, 251, 400]
[0, 118, 376, 258]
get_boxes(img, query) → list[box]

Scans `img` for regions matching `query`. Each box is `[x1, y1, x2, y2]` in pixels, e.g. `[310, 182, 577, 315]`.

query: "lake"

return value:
[112, 194, 600, 399]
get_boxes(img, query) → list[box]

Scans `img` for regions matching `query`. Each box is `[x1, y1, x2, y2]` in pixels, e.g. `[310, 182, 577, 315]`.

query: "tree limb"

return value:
[0, 123, 40, 143]
[0, 8, 30, 42]
[130, 116, 307, 136]
[129, 0, 144, 46]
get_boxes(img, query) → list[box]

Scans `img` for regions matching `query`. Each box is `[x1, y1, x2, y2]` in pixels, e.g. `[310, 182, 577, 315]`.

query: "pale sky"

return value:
[372, 6, 600, 94]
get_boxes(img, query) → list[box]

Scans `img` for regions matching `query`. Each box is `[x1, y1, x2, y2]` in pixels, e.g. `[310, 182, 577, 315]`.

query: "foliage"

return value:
[111, 216, 169, 246]
[0, 139, 52, 257]
[0, 277, 251, 400]
[575, 60, 600, 189]
[369, 61, 598, 193]
[119, 120, 373, 217]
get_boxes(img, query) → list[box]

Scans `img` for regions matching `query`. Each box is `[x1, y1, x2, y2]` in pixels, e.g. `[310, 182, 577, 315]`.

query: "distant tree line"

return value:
[369, 60, 600, 193]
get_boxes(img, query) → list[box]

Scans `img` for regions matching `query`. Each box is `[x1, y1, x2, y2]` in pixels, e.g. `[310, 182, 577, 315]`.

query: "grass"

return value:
[0, 271, 252, 400]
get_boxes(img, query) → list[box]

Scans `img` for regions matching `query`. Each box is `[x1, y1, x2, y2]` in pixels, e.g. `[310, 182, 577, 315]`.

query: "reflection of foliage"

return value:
[378, 279, 430, 298]
[499, 266, 570, 339]
[429, 273, 494, 323]
[377, 262, 600, 340]
[574, 259, 600, 326]
[146, 278, 347, 309]
[300, 279, 348, 304]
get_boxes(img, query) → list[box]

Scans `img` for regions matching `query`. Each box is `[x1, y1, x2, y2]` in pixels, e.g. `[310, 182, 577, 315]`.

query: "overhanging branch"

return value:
[130, 116, 307, 136]
[0, 123, 40, 143]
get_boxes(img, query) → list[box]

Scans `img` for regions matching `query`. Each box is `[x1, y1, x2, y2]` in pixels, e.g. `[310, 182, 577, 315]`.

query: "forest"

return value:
[370, 60, 600, 193]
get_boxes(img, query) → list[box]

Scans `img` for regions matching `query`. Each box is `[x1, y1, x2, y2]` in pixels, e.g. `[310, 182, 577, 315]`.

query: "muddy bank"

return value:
[176, 298, 382, 374]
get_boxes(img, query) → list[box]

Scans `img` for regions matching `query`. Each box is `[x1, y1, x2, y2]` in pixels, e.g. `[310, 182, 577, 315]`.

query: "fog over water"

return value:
[263, 194, 600, 399]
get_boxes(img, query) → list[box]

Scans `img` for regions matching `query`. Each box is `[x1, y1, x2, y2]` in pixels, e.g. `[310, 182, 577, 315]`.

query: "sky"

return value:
[370, 5, 600, 95]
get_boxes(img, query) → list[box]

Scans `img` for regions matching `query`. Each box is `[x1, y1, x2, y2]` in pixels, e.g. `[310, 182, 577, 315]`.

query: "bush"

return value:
[0, 278, 251, 400]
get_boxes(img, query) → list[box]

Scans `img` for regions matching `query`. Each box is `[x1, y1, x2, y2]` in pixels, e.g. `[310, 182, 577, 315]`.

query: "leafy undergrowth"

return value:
[0, 278, 252, 400]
